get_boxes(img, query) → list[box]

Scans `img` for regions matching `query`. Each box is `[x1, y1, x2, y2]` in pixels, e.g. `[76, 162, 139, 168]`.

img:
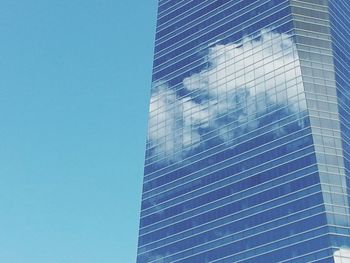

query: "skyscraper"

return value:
[137, 0, 350, 262]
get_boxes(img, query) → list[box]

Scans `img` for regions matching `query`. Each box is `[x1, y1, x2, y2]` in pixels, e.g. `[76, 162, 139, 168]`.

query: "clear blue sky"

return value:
[0, 1, 157, 262]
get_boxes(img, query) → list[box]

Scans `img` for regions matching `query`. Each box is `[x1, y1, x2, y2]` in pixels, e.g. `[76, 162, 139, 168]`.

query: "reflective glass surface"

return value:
[137, 1, 350, 262]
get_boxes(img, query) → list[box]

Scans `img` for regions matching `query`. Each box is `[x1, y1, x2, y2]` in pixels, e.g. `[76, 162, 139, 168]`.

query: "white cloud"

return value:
[334, 248, 350, 263]
[147, 29, 304, 161]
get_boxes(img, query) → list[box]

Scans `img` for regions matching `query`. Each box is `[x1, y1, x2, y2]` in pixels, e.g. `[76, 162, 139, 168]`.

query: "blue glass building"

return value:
[137, 1, 350, 262]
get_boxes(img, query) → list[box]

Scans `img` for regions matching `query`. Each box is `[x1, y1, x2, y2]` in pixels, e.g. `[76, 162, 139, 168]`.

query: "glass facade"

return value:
[137, 1, 350, 262]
